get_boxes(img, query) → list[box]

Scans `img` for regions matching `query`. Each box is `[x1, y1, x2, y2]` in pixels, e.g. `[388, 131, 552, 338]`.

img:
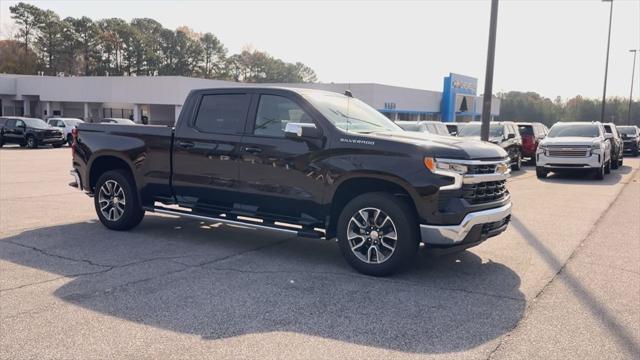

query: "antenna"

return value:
[344, 90, 353, 98]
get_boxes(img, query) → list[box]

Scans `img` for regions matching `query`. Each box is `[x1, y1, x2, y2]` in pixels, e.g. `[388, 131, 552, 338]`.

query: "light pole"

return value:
[481, 0, 499, 141]
[628, 49, 638, 125]
[600, 0, 614, 123]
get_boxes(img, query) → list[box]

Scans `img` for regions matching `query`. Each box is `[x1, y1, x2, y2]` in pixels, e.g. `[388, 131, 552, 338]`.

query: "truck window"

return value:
[254, 95, 313, 137]
[194, 94, 250, 135]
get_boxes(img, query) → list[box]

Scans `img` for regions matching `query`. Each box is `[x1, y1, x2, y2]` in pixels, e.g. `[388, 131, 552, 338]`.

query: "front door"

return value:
[236, 93, 326, 226]
[172, 91, 252, 213]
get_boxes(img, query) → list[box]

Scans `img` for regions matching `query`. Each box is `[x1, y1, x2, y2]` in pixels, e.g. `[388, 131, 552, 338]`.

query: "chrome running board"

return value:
[146, 205, 324, 238]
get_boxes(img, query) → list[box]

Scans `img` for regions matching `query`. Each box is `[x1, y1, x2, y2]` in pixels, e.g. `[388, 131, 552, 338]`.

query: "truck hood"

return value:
[541, 137, 600, 146]
[366, 131, 508, 160]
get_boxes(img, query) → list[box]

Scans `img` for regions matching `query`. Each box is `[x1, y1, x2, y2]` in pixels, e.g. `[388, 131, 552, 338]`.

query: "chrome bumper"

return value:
[420, 202, 512, 245]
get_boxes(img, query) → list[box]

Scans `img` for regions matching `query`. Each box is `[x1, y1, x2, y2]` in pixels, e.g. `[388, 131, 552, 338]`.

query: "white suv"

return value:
[47, 118, 84, 146]
[536, 122, 611, 180]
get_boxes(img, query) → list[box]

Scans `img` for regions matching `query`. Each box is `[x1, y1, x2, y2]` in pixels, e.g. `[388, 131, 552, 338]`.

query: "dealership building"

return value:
[0, 73, 499, 126]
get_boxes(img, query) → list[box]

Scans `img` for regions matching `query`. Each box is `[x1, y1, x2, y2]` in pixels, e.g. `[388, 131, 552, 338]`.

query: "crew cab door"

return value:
[172, 90, 251, 212]
[235, 92, 326, 226]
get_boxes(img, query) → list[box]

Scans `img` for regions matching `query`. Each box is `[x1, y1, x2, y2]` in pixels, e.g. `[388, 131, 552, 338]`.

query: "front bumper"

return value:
[623, 141, 638, 152]
[420, 202, 512, 246]
[536, 152, 603, 169]
[69, 169, 82, 190]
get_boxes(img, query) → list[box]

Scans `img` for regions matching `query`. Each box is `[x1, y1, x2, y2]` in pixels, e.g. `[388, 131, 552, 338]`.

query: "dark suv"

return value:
[516, 122, 548, 162]
[617, 125, 639, 156]
[603, 123, 624, 169]
[457, 121, 523, 170]
[0, 117, 65, 148]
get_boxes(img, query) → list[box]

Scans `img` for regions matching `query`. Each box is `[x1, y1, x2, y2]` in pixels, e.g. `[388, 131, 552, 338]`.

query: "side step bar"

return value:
[146, 205, 325, 239]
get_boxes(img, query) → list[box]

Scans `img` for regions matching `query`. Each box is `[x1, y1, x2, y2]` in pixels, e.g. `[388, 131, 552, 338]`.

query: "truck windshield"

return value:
[458, 123, 503, 138]
[617, 126, 637, 135]
[23, 119, 50, 129]
[303, 92, 401, 133]
[548, 124, 599, 138]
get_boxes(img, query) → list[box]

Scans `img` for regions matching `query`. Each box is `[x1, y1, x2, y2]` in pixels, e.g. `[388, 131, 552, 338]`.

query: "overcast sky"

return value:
[1, 0, 639, 100]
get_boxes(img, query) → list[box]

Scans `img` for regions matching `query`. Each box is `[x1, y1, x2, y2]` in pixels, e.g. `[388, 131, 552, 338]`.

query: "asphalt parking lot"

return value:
[1, 146, 638, 360]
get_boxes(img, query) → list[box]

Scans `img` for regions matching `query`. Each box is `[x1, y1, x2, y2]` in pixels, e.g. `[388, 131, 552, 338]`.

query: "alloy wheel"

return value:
[98, 180, 126, 221]
[347, 207, 398, 264]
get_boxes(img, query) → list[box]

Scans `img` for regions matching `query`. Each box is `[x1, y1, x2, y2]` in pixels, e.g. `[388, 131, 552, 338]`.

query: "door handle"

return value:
[244, 146, 262, 154]
[178, 141, 195, 149]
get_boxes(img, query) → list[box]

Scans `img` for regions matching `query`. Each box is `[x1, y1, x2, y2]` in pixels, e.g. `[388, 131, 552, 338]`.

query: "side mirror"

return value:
[284, 123, 322, 140]
[604, 133, 613, 139]
[506, 133, 516, 139]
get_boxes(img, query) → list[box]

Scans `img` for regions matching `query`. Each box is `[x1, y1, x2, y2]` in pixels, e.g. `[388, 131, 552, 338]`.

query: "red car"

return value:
[517, 122, 549, 161]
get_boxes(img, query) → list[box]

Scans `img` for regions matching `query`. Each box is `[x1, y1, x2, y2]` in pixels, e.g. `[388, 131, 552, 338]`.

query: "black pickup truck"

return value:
[70, 87, 512, 276]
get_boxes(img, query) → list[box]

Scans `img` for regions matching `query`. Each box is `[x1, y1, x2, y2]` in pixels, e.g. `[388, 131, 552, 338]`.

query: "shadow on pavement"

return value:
[1, 215, 525, 354]
[511, 216, 639, 356]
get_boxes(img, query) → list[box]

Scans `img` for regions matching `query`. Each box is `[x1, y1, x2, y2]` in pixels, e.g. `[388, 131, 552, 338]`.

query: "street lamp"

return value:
[600, 0, 614, 123]
[480, 0, 499, 141]
[628, 49, 639, 125]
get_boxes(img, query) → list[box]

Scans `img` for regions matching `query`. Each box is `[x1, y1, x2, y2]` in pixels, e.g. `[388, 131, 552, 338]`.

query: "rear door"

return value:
[172, 90, 252, 212]
[235, 91, 326, 226]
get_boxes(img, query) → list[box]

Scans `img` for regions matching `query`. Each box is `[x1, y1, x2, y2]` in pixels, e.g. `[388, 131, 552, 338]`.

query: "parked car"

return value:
[602, 123, 624, 169]
[101, 118, 136, 125]
[536, 122, 611, 180]
[47, 117, 84, 146]
[0, 116, 65, 148]
[516, 122, 548, 162]
[616, 125, 640, 156]
[70, 87, 513, 276]
[395, 121, 450, 136]
[445, 122, 466, 136]
[457, 121, 523, 170]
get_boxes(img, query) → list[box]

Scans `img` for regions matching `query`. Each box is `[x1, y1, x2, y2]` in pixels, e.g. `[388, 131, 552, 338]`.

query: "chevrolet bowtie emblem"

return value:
[496, 163, 509, 174]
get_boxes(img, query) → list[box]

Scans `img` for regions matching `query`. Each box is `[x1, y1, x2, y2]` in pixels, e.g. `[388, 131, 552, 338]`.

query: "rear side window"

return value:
[604, 125, 613, 134]
[195, 94, 250, 135]
[518, 125, 533, 136]
[5, 119, 15, 127]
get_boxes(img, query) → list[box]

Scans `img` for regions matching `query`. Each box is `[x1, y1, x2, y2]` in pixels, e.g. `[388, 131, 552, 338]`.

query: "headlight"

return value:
[537, 144, 547, 152]
[590, 143, 601, 150]
[423, 157, 468, 175]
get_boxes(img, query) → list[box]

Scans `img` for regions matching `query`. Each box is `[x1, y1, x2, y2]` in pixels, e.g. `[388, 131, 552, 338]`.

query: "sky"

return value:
[1, 0, 639, 100]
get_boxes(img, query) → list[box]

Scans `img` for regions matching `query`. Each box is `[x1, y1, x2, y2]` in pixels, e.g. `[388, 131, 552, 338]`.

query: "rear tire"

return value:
[536, 166, 547, 179]
[337, 192, 419, 276]
[67, 134, 73, 146]
[52, 143, 63, 148]
[94, 170, 145, 230]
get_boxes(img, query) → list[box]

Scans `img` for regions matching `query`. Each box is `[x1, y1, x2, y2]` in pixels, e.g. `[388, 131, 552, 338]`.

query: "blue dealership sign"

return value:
[441, 73, 478, 122]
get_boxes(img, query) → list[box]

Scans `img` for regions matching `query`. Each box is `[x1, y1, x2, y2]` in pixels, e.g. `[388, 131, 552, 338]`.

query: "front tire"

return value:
[604, 160, 611, 174]
[26, 136, 37, 149]
[337, 192, 419, 276]
[94, 170, 145, 230]
[67, 134, 74, 146]
[536, 166, 547, 179]
[594, 162, 605, 180]
[611, 153, 619, 169]
[511, 150, 522, 171]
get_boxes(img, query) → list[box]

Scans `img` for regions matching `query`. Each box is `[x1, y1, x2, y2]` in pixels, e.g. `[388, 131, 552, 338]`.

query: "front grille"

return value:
[548, 149, 589, 157]
[467, 164, 498, 174]
[462, 180, 508, 205]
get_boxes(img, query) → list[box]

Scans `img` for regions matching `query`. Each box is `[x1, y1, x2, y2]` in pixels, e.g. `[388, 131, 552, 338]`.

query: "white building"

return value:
[0, 73, 500, 126]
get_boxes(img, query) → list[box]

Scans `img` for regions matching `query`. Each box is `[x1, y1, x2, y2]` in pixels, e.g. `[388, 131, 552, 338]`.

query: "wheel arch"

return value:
[325, 175, 420, 239]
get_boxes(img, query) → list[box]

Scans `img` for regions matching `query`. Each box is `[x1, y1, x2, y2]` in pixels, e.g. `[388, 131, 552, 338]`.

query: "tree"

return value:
[35, 10, 64, 75]
[0, 39, 37, 74]
[65, 16, 99, 75]
[9, 2, 42, 53]
[200, 32, 226, 78]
